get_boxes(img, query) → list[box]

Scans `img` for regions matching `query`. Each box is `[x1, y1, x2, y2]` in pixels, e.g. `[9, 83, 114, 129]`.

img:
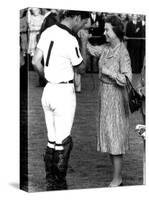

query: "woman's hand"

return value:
[102, 67, 117, 79]
[102, 67, 110, 76]
[137, 87, 145, 97]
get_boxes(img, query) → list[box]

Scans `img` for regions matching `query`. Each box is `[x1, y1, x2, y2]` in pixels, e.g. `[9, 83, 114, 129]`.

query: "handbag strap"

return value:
[125, 75, 131, 85]
[125, 75, 142, 98]
[125, 75, 132, 90]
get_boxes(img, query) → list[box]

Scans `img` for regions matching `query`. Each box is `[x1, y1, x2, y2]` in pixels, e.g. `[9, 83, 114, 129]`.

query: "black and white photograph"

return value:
[0, 0, 148, 199]
[20, 6, 146, 192]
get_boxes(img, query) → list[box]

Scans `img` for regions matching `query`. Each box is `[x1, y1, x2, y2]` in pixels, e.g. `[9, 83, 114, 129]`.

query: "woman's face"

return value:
[104, 22, 117, 43]
[32, 8, 40, 16]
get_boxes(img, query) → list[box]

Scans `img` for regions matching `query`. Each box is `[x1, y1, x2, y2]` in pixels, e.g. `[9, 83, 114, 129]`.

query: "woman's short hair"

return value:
[105, 15, 124, 41]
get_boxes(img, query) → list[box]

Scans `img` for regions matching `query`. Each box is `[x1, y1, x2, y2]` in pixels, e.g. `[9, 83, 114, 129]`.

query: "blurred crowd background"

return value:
[20, 8, 145, 74]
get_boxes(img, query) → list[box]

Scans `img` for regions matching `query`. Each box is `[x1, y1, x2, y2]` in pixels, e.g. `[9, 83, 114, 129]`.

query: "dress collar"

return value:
[106, 42, 122, 58]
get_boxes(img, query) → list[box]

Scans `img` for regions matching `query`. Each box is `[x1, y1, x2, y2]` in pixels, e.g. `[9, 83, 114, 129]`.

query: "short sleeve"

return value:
[68, 37, 83, 66]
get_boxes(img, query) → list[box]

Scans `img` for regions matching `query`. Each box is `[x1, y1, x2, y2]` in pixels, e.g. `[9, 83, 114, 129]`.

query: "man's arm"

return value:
[74, 60, 86, 74]
[32, 48, 44, 78]
[74, 37, 88, 74]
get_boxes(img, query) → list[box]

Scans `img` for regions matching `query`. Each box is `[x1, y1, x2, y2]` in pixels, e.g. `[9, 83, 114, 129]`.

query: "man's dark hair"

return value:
[64, 10, 90, 20]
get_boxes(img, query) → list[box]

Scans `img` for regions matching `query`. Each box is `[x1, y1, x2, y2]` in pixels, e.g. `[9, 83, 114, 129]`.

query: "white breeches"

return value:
[41, 83, 76, 149]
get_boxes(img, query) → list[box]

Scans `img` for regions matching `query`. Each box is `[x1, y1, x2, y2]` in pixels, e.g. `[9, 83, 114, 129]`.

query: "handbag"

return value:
[125, 76, 143, 113]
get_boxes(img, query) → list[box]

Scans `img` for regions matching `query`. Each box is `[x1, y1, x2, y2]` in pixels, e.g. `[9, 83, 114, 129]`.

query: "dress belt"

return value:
[48, 80, 74, 84]
[59, 80, 73, 84]
[99, 78, 115, 85]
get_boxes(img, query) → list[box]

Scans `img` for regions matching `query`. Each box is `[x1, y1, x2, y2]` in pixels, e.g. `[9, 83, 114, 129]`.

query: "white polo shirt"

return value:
[37, 24, 83, 83]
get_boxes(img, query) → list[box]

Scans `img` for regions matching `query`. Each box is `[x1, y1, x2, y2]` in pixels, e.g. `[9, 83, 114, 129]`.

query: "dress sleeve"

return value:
[87, 42, 104, 57]
[109, 45, 132, 86]
[117, 45, 132, 85]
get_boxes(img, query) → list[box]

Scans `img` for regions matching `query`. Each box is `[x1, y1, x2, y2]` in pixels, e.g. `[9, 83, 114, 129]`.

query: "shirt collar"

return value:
[57, 22, 77, 37]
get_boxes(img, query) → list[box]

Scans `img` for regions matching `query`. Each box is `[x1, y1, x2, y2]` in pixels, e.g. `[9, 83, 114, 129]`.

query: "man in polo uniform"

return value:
[32, 10, 90, 190]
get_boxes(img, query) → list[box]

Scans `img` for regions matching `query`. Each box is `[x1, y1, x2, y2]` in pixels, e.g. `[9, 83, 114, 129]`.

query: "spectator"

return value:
[28, 8, 44, 56]
[126, 14, 144, 73]
[20, 9, 28, 56]
[136, 56, 145, 123]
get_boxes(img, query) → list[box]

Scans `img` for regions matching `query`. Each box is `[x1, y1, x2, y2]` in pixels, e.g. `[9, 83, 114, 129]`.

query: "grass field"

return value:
[23, 71, 145, 192]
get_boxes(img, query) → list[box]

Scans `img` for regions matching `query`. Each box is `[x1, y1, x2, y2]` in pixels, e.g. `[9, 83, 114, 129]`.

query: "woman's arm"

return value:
[87, 42, 104, 57]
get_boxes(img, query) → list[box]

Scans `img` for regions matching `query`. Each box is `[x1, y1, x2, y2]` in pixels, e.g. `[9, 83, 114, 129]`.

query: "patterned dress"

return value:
[87, 42, 132, 155]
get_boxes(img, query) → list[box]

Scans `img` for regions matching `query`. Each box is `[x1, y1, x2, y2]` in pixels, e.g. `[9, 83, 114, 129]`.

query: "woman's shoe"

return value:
[119, 182, 123, 186]
[109, 181, 123, 187]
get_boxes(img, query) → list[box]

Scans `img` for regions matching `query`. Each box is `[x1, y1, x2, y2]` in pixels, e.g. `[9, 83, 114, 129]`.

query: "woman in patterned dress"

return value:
[136, 56, 145, 122]
[87, 15, 132, 187]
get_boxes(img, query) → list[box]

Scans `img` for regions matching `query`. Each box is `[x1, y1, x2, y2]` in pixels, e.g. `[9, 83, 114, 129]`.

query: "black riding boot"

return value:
[54, 136, 73, 190]
[44, 146, 56, 190]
